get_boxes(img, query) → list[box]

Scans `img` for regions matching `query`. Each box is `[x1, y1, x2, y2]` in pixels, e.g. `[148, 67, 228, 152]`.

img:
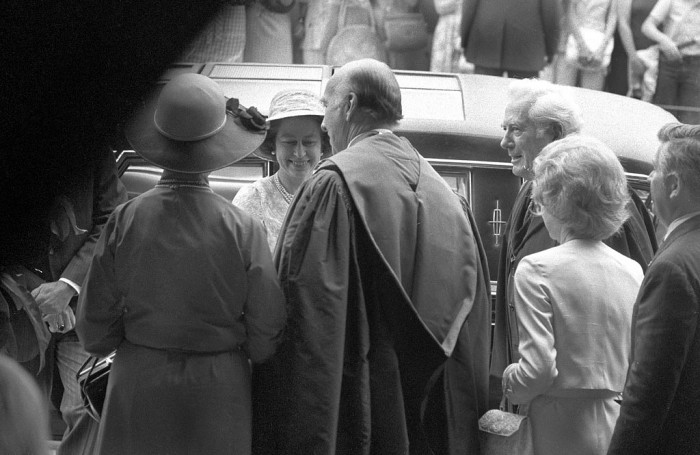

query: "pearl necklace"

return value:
[273, 173, 294, 205]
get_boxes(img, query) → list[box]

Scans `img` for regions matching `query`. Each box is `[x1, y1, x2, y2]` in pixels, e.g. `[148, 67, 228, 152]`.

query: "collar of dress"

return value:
[155, 177, 212, 191]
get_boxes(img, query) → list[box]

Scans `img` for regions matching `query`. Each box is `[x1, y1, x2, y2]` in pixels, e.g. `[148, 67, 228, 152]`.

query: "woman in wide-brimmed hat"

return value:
[232, 89, 331, 251]
[75, 73, 287, 455]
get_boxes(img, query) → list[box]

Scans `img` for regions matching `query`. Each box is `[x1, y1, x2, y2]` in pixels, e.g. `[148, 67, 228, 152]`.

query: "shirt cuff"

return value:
[59, 278, 81, 295]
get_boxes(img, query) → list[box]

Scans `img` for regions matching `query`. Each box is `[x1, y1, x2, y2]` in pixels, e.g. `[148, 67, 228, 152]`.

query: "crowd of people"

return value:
[1, 55, 700, 455]
[179, 0, 700, 124]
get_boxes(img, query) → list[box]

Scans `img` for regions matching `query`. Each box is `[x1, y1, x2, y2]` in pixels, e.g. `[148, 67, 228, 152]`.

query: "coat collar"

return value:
[657, 213, 700, 257]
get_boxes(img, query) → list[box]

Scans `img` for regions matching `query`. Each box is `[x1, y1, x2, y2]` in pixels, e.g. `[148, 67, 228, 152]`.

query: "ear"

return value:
[665, 171, 681, 198]
[345, 92, 357, 122]
[550, 122, 564, 141]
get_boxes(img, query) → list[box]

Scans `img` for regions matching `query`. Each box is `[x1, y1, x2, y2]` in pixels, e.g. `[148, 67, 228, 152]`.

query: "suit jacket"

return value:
[44, 147, 127, 290]
[1, 148, 126, 367]
[503, 240, 643, 403]
[608, 214, 700, 455]
[460, 0, 562, 72]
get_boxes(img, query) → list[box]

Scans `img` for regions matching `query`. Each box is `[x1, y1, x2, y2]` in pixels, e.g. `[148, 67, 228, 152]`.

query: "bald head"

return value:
[333, 59, 403, 127]
[321, 59, 403, 153]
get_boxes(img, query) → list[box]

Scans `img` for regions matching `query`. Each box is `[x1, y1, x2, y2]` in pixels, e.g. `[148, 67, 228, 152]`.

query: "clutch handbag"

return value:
[478, 398, 533, 454]
[76, 351, 116, 422]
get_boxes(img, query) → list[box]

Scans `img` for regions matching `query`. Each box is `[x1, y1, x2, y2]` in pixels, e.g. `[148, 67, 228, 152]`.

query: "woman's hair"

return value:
[656, 122, 700, 194]
[0, 354, 50, 455]
[507, 78, 583, 138]
[532, 135, 630, 240]
[258, 116, 331, 156]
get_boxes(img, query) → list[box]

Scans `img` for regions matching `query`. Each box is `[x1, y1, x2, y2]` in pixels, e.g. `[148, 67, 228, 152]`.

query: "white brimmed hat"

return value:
[125, 73, 267, 173]
[255, 90, 326, 161]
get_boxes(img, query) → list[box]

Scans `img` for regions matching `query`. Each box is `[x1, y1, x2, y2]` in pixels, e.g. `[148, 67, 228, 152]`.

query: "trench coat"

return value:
[77, 181, 286, 455]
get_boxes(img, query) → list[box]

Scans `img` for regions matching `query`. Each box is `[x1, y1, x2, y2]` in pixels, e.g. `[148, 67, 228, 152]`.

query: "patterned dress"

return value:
[232, 174, 292, 252]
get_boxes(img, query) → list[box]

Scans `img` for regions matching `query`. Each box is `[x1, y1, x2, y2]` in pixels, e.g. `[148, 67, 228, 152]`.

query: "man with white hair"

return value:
[491, 78, 658, 409]
[253, 58, 491, 454]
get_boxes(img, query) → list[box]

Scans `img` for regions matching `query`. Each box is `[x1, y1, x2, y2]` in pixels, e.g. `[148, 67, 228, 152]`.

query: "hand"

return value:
[588, 50, 605, 68]
[292, 17, 305, 42]
[43, 307, 76, 333]
[659, 38, 682, 63]
[577, 40, 594, 62]
[628, 54, 647, 77]
[33, 281, 76, 315]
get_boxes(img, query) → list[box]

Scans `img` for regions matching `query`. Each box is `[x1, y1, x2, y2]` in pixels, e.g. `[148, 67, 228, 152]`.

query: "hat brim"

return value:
[267, 110, 324, 122]
[125, 96, 266, 174]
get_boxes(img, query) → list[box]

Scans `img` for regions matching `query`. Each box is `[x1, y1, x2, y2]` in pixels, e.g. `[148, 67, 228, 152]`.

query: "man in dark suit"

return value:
[28, 147, 127, 454]
[460, 0, 562, 78]
[608, 123, 700, 455]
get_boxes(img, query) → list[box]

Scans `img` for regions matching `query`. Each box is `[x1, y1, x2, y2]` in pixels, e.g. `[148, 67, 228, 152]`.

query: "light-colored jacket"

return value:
[504, 239, 643, 403]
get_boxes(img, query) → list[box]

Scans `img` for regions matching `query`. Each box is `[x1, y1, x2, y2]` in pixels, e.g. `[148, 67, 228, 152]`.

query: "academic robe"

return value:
[490, 179, 658, 398]
[252, 133, 491, 454]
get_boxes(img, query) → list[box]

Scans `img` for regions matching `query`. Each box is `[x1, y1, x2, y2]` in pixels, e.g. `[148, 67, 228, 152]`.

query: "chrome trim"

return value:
[427, 159, 513, 170]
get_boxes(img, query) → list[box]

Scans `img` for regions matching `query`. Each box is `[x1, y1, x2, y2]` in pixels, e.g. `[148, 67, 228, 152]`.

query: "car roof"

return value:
[157, 63, 677, 175]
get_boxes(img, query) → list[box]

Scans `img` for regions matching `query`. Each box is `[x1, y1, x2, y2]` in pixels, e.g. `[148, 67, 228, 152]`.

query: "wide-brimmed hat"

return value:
[125, 73, 267, 173]
[255, 89, 326, 161]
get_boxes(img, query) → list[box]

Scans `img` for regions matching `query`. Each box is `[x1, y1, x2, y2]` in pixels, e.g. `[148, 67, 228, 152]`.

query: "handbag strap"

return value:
[501, 395, 529, 415]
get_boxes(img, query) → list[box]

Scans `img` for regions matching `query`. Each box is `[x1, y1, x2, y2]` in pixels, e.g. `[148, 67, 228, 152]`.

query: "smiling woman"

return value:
[232, 89, 331, 251]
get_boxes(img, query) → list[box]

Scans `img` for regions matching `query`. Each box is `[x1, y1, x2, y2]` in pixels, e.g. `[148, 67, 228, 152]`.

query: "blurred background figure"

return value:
[233, 89, 330, 251]
[377, 0, 432, 70]
[604, 0, 656, 96]
[0, 354, 50, 455]
[641, 0, 700, 124]
[460, 0, 562, 78]
[556, 0, 618, 90]
[503, 135, 643, 455]
[77, 74, 286, 455]
[298, 0, 342, 63]
[430, 0, 464, 72]
[245, 0, 295, 63]
[180, 2, 249, 63]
